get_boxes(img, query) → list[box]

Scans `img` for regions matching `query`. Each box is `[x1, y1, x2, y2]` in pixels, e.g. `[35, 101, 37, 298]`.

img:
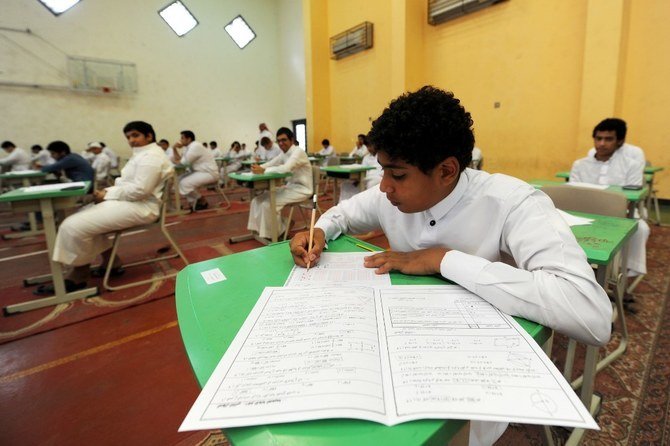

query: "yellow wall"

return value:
[304, 0, 670, 197]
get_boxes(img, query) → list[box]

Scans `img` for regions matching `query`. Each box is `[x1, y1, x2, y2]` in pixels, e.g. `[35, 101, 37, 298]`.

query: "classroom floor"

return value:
[1, 187, 669, 446]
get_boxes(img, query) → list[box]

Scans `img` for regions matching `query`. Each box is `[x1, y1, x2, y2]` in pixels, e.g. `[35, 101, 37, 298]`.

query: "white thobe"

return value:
[227, 148, 251, 173]
[316, 169, 612, 446]
[570, 149, 649, 275]
[247, 145, 313, 239]
[318, 145, 336, 167]
[470, 147, 483, 169]
[32, 149, 55, 166]
[263, 143, 282, 161]
[0, 147, 31, 171]
[103, 147, 119, 168]
[92, 152, 112, 183]
[178, 141, 219, 204]
[349, 144, 368, 158]
[53, 142, 174, 266]
[338, 152, 383, 202]
[587, 142, 645, 165]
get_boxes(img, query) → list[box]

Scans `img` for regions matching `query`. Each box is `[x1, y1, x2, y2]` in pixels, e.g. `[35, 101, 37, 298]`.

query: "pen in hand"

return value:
[306, 194, 317, 270]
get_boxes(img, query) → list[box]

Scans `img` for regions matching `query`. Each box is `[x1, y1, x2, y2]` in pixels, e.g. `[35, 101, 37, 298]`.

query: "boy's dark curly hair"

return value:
[367, 86, 474, 173]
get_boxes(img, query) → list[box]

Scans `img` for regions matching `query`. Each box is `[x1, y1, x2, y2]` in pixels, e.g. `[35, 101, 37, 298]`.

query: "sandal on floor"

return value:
[33, 279, 87, 296]
[90, 266, 126, 278]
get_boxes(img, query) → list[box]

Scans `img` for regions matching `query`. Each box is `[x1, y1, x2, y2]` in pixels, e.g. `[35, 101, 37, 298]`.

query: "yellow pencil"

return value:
[306, 194, 318, 269]
[355, 242, 376, 252]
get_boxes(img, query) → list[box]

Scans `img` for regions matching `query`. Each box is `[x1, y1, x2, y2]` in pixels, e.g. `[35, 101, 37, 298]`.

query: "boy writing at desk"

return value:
[290, 86, 612, 446]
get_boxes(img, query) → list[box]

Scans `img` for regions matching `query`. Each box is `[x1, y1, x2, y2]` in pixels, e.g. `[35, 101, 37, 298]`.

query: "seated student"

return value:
[226, 141, 250, 173]
[585, 118, 644, 164]
[158, 138, 175, 163]
[291, 86, 611, 446]
[348, 134, 369, 158]
[173, 130, 219, 211]
[210, 141, 223, 158]
[470, 146, 483, 169]
[87, 142, 113, 188]
[30, 144, 55, 167]
[338, 144, 383, 202]
[0, 141, 31, 171]
[260, 137, 282, 161]
[39, 141, 95, 189]
[100, 142, 119, 169]
[570, 118, 649, 280]
[248, 127, 312, 240]
[317, 139, 336, 167]
[36, 121, 174, 294]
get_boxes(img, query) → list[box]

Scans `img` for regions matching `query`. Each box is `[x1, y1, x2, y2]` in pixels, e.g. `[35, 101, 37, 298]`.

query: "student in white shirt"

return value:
[349, 134, 369, 158]
[30, 144, 55, 167]
[585, 118, 645, 164]
[248, 127, 313, 240]
[317, 139, 336, 167]
[0, 141, 31, 171]
[100, 142, 119, 169]
[173, 130, 220, 211]
[258, 122, 274, 147]
[290, 87, 612, 446]
[158, 139, 175, 163]
[36, 121, 174, 294]
[470, 146, 483, 169]
[570, 118, 649, 278]
[226, 141, 251, 173]
[87, 141, 113, 187]
[338, 144, 383, 202]
[209, 141, 223, 159]
[260, 137, 282, 161]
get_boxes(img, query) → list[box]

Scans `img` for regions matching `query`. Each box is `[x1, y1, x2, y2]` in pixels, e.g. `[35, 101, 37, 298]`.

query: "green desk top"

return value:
[555, 171, 570, 179]
[175, 236, 551, 446]
[645, 166, 663, 174]
[0, 181, 91, 202]
[321, 165, 375, 174]
[557, 170, 658, 182]
[229, 171, 292, 182]
[529, 179, 648, 202]
[215, 157, 231, 162]
[241, 160, 265, 166]
[567, 211, 638, 265]
[0, 170, 47, 179]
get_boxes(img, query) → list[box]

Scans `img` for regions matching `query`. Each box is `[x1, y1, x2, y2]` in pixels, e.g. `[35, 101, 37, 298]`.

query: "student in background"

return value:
[260, 137, 282, 161]
[470, 146, 483, 169]
[35, 121, 173, 294]
[158, 139, 175, 163]
[210, 141, 223, 158]
[348, 134, 369, 158]
[39, 141, 95, 188]
[100, 142, 119, 169]
[317, 139, 335, 167]
[338, 144, 382, 202]
[226, 141, 250, 173]
[258, 123, 273, 145]
[87, 142, 113, 188]
[570, 118, 649, 280]
[0, 141, 31, 171]
[291, 86, 611, 446]
[173, 130, 219, 211]
[585, 118, 644, 164]
[31, 144, 55, 167]
[248, 127, 312, 240]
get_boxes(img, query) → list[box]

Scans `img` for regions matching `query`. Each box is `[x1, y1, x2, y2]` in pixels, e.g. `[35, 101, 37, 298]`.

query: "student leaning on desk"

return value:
[290, 86, 613, 446]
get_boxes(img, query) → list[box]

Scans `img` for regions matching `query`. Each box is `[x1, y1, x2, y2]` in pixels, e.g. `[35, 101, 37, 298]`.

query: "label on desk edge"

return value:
[200, 268, 227, 285]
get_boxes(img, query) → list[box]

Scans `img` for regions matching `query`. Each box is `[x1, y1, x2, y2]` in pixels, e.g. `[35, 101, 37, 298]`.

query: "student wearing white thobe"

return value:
[470, 146, 483, 169]
[349, 134, 369, 158]
[584, 118, 645, 165]
[338, 146, 383, 202]
[45, 121, 174, 292]
[101, 144, 119, 169]
[0, 141, 31, 171]
[259, 137, 282, 162]
[226, 141, 251, 173]
[290, 87, 612, 446]
[318, 139, 336, 167]
[247, 127, 312, 239]
[30, 145, 55, 167]
[173, 130, 219, 211]
[570, 120, 649, 277]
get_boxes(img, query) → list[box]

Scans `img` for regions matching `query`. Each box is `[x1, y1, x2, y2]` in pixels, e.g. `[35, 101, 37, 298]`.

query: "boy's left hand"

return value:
[363, 248, 449, 275]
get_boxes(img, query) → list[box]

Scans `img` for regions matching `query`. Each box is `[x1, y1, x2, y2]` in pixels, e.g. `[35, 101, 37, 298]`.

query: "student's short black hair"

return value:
[357, 134, 367, 144]
[1, 141, 15, 149]
[123, 121, 156, 142]
[46, 140, 71, 155]
[260, 137, 272, 146]
[231, 141, 241, 149]
[276, 127, 294, 141]
[31, 144, 43, 152]
[593, 118, 627, 140]
[180, 130, 196, 141]
[367, 86, 474, 173]
[159, 139, 169, 145]
[322, 139, 330, 145]
[210, 141, 217, 147]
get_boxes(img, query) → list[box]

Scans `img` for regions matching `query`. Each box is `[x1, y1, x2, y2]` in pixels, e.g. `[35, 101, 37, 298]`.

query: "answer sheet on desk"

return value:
[284, 252, 391, 287]
[180, 285, 597, 431]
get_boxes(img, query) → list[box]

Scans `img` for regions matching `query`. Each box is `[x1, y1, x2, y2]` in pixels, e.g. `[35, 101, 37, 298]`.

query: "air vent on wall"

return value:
[330, 22, 373, 60]
[428, 0, 506, 25]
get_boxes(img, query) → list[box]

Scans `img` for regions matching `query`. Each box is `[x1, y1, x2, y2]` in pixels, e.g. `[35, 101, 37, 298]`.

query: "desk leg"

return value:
[269, 178, 278, 243]
[4, 198, 98, 314]
[2, 177, 42, 240]
[333, 177, 340, 204]
[358, 171, 367, 192]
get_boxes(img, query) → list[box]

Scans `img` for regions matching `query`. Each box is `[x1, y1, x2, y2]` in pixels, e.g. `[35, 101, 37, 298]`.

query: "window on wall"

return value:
[292, 119, 307, 151]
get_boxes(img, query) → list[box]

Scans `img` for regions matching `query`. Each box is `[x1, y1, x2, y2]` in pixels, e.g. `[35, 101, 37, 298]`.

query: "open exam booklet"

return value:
[180, 284, 597, 432]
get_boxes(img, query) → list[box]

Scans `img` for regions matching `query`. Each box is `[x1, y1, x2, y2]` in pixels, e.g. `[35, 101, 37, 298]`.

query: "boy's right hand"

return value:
[290, 228, 326, 268]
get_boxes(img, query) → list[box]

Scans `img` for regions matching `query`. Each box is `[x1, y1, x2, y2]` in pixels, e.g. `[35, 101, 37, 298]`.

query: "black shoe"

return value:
[194, 201, 209, 211]
[33, 279, 87, 296]
[623, 292, 636, 304]
[10, 222, 31, 232]
[90, 266, 125, 278]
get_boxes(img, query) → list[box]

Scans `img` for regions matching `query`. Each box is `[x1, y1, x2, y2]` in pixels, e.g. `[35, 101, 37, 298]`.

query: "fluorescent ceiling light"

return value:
[224, 15, 256, 49]
[158, 1, 198, 37]
[38, 0, 81, 16]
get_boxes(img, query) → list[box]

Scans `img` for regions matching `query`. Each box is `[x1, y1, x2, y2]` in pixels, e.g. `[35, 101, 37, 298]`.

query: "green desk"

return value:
[0, 182, 98, 314]
[555, 171, 570, 181]
[0, 170, 48, 238]
[176, 236, 551, 446]
[530, 179, 648, 217]
[228, 172, 292, 245]
[241, 159, 264, 167]
[644, 166, 664, 225]
[320, 165, 375, 203]
[338, 156, 359, 165]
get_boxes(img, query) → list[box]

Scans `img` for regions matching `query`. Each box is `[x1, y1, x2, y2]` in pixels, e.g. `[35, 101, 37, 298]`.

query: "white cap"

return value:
[87, 141, 103, 150]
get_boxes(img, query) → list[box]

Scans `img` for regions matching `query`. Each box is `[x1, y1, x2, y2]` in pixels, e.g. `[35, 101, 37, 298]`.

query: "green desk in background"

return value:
[0, 182, 98, 314]
[338, 156, 359, 165]
[228, 171, 292, 245]
[176, 236, 552, 446]
[320, 165, 375, 203]
[0, 170, 48, 239]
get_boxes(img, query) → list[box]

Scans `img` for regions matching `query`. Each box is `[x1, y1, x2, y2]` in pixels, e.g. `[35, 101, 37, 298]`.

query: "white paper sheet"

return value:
[337, 163, 363, 169]
[3, 170, 41, 175]
[284, 252, 391, 287]
[556, 209, 594, 227]
[180, 285, 598, 432]
[566, 182, 609, 190]
[22, 181, 87, 193]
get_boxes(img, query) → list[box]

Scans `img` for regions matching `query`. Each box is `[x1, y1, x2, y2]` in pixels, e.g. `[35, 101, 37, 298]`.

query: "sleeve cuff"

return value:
[104, 187, 121, 200]
[440, 250, 491, 292]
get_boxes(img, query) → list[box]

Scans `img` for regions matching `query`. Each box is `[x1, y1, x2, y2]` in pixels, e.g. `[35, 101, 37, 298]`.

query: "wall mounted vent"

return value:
[330, 21, 373, 60]
[428, 0, 505, 25]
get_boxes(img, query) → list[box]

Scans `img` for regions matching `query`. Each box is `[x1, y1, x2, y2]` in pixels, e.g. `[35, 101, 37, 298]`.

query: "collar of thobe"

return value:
[424, 170, 469, 223]
[132, 142, 158, 155]
[591, 147, 622, 164]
